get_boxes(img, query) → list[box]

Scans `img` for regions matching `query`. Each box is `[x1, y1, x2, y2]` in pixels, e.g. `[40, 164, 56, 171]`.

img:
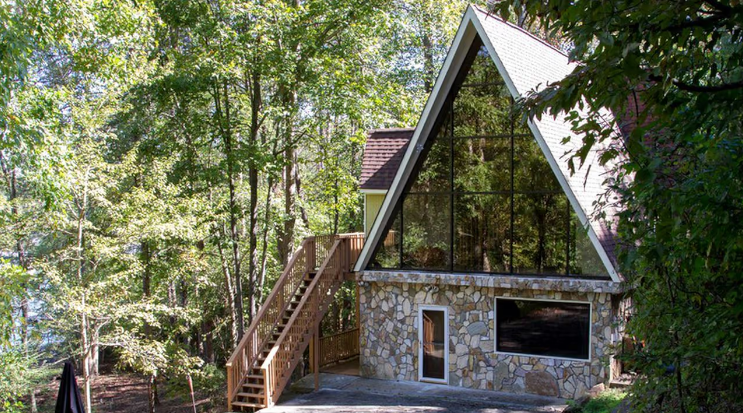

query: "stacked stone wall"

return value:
[359, 276, 622, 399]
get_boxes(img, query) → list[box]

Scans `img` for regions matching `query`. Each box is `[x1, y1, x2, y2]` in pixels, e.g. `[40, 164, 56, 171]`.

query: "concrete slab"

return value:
[260, 374, 568, 413]
[320, 358, 360, 376]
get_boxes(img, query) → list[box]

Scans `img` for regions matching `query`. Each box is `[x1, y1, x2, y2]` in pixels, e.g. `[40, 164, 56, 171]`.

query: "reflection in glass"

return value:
[570, 216, 609, 277]
[422, 309, 446, 380]
[454, 194, 510, 273]
[513, 135, 561, 192]
[370, 209, 401, 269]
[513, 193, 569, 275]
[496, 298, 590, 360]
[454, 137, 510, 193]
[409, 115, 451, 193]
[402, 194, 450, 270]
[366, 34, 610, 279]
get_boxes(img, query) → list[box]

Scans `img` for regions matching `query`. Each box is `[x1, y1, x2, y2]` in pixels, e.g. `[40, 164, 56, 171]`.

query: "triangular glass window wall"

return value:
[369, 35, 609, 279]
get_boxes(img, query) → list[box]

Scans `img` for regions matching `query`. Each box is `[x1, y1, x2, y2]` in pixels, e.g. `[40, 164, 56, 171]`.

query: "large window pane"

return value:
[453, 137, 510, 193]
[454, 194, 510, 273]
[496, 298, 590, 360]
[453, 84, 512, 137]
[366, 33, 611, 279]
[402, 194, 451, 270]
[461, 44, 500, 86]
[569, 215, 609, 277]
[409, 122, 451, 193]
[512, 193, 568, 275]
[369, 209, 401, 269]
[513, 135, 561, 192]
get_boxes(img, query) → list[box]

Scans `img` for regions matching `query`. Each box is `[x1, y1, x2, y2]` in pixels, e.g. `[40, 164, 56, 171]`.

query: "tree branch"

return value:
[649, 74, 743, 93]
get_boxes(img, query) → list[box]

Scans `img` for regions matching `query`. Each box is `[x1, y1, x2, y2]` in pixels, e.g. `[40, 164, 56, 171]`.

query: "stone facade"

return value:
[358, 271, 624, 399]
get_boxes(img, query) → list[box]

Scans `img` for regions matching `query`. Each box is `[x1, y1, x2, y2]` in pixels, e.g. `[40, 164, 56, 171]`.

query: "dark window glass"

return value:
[461, 45, 500, 86]
[453, 84, 512, 137]
[454, 46, 511, 138]
[496, 298, 590, 360]
[366, 34, 610, 279]
[569, 215, 609, 277]
[513, 135, 561, 192]
[513, 193, 569, 275]
[369, 209, 401, 269]
[409, 115, 451, 193]
[454, 194, 510, 273]
[421, 310, 446, 380]
[453, 137, 510, 193]
[402, 194, 450, 270]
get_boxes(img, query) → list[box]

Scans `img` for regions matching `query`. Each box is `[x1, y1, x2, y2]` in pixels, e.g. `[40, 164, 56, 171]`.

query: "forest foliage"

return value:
[2, 0, 742, 412]
[0, 0, 476, 411]
[493, 0, 743, 412]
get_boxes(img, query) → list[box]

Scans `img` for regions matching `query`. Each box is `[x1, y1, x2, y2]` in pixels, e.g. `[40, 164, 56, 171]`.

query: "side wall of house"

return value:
[364, 193, 386, 235]
[359, 273, 623, 399]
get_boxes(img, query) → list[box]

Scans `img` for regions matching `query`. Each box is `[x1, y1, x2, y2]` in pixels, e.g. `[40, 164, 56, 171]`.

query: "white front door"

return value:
[419, 306, 448, 383]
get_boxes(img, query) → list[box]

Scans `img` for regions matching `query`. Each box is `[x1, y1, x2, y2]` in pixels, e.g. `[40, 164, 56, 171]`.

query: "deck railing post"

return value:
[306, 237, 316, 272]
[314, 320, 320, 391]
[226, 363, 233, 410]
[309, 335, 315, 374]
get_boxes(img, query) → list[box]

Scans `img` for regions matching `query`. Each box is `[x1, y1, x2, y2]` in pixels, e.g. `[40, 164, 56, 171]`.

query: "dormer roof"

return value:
[360, 128, 414, 191]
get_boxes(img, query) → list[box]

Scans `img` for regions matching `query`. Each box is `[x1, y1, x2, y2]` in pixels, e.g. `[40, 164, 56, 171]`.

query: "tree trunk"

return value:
[202, 319, 215, 363]
[247, 63, 262, 322]
[258, 175, 274, 303]
[142, 241, 152, 337]
[77, 168, 92, 413]
[422, 30, 435, 93]
[279, 144, 297, 267]
[1, 152, 37, 412]
[148, 373, 158, 413]
[90, 326, 99, 377]
[219, 78, 245, 340]
[216, 233, 238, 347]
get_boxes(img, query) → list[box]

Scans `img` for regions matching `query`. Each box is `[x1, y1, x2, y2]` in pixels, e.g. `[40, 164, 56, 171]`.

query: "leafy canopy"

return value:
[493, 1, 743, 412]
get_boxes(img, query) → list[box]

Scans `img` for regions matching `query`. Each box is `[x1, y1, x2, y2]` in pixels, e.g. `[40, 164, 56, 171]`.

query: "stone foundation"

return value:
[358, 272, 623, 399]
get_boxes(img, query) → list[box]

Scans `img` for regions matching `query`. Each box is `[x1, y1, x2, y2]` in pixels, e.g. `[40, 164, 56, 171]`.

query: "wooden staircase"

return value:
[226, 233, 364, 411]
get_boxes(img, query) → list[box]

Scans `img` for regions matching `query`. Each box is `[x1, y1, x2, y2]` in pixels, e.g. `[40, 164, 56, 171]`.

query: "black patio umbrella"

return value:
[55, 361, 86, 413]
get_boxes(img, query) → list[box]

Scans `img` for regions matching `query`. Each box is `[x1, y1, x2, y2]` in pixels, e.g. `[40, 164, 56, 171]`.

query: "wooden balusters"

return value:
[226, 233, 365, 410]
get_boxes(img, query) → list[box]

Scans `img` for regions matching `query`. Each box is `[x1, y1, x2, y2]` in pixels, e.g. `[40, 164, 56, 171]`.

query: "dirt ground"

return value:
[34, 371, 226, 413]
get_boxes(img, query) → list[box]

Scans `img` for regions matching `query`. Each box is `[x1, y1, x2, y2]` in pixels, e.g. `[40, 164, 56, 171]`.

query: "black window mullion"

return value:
[566, 200, 571, 276]
[399, 195, 404, 269]
[510, 109, 515, 273]
[449, 98, 455, 272]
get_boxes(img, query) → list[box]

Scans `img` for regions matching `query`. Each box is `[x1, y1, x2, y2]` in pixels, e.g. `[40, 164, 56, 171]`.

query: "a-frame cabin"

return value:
[354, 5, 627, 399]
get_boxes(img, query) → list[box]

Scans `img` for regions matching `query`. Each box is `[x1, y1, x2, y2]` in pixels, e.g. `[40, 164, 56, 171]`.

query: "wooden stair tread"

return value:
[232, 401, 265, 408]
[237, 391, 264, 397]
[228, 234, 364, 410]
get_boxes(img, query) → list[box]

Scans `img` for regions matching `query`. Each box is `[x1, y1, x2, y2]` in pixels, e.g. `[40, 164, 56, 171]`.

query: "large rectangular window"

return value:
[496, 298, 591, 360]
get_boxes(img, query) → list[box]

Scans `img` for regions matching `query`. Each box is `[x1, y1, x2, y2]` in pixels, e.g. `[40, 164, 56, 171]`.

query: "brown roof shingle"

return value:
[360, 128, 414, 190]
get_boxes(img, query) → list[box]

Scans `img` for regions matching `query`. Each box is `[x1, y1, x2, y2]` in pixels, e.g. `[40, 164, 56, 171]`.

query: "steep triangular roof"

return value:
[355, 5, 620, 282]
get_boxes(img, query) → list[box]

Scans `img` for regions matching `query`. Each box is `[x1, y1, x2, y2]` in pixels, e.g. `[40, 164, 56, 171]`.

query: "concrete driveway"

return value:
[258, 373, 567, 413]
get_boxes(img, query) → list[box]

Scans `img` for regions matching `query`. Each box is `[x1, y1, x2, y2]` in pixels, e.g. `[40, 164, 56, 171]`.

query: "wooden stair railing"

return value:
[226, 233, 364, 411]
[318, 328, 360, 368]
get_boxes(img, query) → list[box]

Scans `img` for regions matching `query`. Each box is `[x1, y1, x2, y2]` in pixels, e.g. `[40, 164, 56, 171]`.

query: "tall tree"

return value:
[494, 1, 743, 412]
